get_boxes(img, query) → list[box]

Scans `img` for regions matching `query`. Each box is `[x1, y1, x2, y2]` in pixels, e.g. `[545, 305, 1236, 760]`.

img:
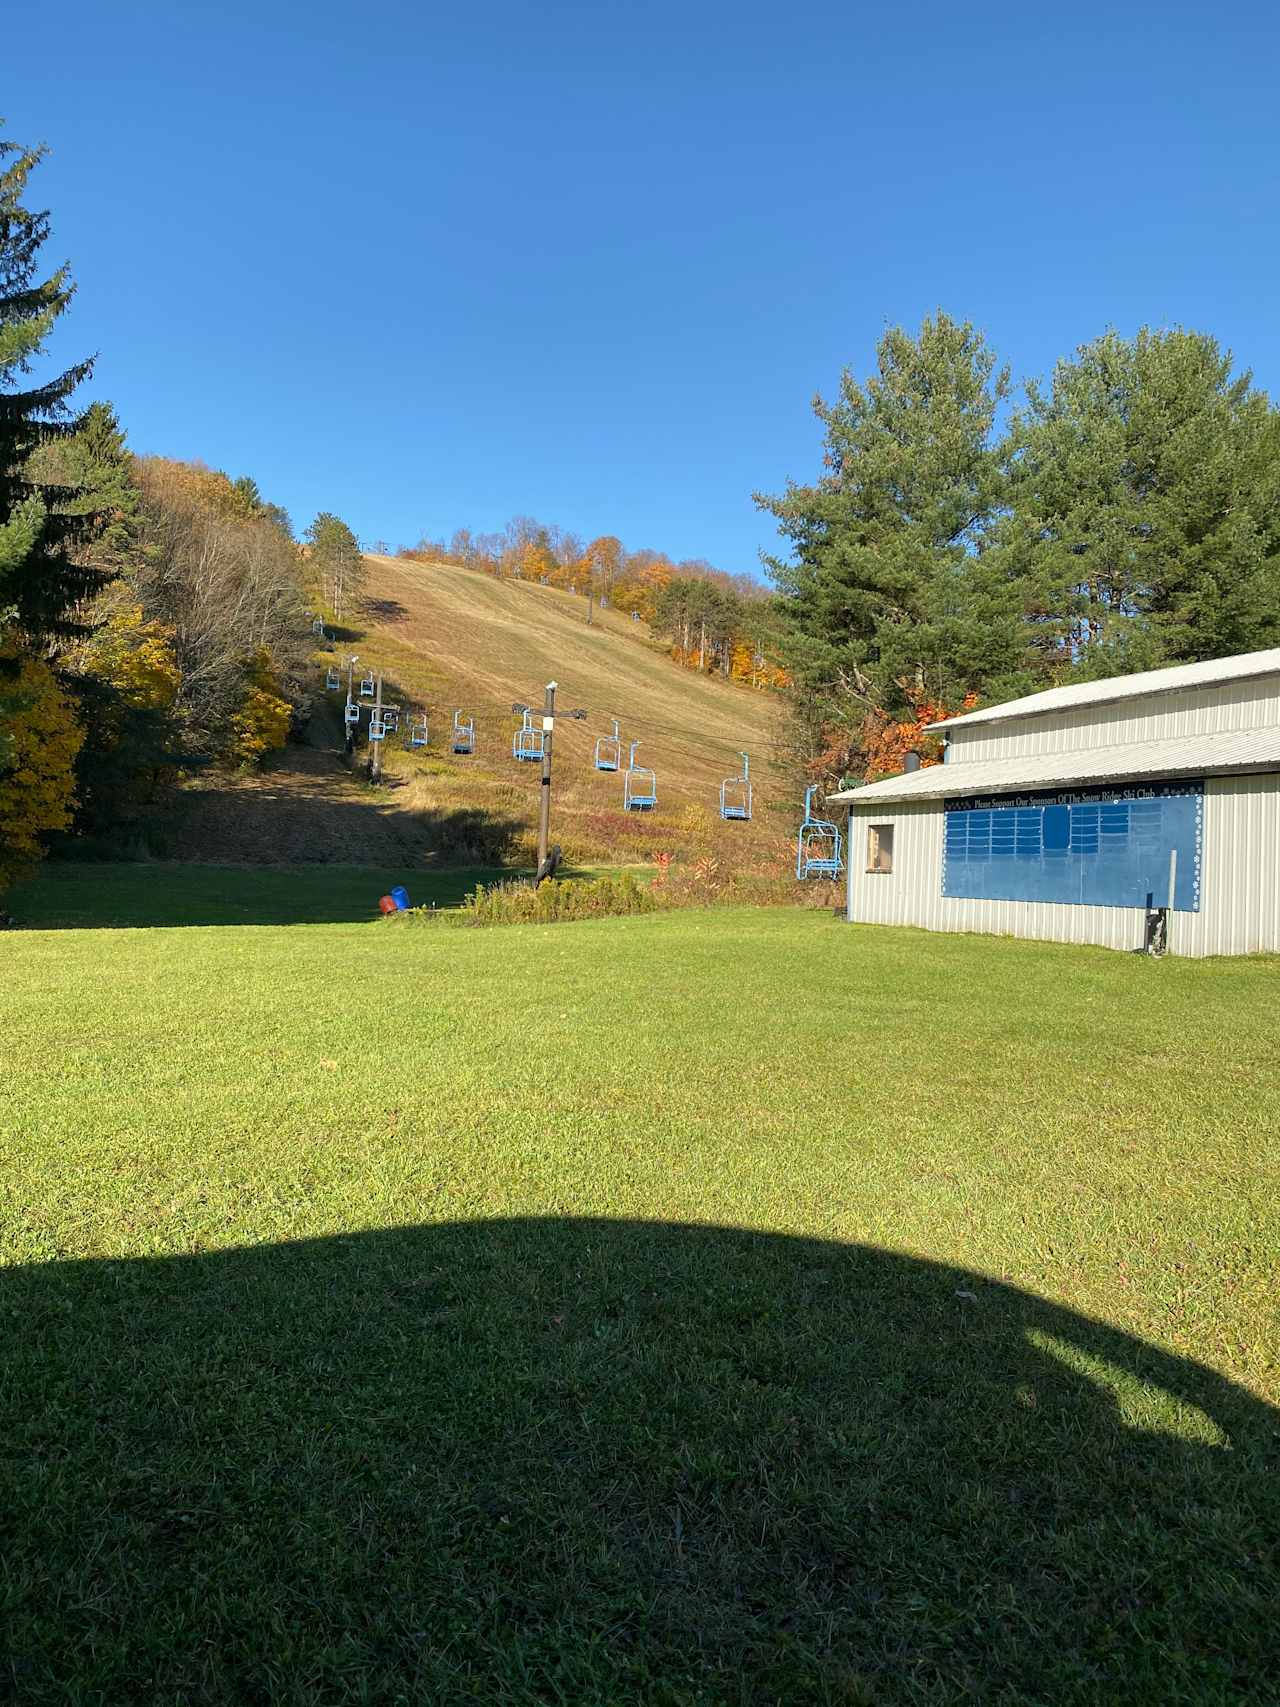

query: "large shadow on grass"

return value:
[168, 778, 525, 871]
[4, 1221, 1276, 1704]
[7, 859, 522, 929]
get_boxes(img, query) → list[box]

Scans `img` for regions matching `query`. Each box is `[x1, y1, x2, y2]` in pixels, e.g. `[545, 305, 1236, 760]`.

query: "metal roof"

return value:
[930, 647, 1280, 731]
[829, 726, 1280, 806]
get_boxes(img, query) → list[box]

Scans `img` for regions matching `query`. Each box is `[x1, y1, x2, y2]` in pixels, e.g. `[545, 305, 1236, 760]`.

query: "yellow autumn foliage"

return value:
[230, 649, 292, 767]
[0, 642, 85, 892]
[81, 604, 181, 712]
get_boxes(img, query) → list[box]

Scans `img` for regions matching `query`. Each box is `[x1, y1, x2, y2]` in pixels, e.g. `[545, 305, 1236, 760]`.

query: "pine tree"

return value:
[757, 313, 1035, 769]
[0, 129, 103, 645]
[999, 328, 1280, 673]
[305, 512, 365, 617]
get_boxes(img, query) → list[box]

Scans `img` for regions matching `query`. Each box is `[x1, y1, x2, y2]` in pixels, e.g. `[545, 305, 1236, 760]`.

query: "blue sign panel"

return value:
[942, 780, 1203, 911]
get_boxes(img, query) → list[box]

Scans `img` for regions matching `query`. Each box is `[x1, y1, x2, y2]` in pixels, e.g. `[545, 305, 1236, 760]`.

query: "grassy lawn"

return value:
[2, 900, 1278, 1703]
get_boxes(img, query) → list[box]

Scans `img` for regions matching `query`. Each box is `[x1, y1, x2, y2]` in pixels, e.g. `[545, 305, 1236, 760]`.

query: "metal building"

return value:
[829, 648, 1280, 957]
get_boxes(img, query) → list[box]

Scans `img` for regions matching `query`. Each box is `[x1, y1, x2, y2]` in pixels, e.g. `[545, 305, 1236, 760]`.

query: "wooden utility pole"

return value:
[369, 671, 384, 783]
[512, 684, 587, 883]
[344, 655, 358, 757]
[536, 679, 555, 876]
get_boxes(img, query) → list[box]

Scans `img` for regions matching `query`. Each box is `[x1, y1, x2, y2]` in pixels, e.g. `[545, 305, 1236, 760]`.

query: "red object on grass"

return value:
[378, 895, 397, 915]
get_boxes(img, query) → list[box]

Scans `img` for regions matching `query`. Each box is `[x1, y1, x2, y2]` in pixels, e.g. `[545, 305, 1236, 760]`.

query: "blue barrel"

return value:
[391, 886, 411, 911]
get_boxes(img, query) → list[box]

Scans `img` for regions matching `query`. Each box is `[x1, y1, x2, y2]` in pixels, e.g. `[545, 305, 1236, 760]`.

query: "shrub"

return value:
[421, 870, 665, 928]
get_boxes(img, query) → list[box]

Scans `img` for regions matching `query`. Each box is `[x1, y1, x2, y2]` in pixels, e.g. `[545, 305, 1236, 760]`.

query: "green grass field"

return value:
[3, 895, 1278, 1704]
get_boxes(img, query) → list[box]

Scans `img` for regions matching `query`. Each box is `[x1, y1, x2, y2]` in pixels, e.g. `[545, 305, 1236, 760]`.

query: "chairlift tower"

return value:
[367, 673, 386, 782]
[511, 685, 587, 880]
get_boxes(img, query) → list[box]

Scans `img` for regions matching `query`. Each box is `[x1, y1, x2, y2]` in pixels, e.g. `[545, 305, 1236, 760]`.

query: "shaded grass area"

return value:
[4, 861, 649, 929]
[4, 862, 506, 928]
[3, 911, 1278, 1703]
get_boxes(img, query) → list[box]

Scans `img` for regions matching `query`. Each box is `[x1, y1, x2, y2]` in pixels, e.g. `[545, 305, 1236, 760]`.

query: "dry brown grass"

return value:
[342, 555, 787, 866]
[161, 559, 790, 871]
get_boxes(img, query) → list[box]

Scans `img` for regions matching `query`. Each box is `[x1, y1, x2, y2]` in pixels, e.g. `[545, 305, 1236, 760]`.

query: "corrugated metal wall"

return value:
[951, 678, 1280, 763]
[847, 774, 1280, 956]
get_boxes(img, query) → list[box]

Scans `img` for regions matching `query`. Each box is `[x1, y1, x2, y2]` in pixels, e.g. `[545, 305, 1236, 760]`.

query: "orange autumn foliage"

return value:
[861, 691, 979, 781]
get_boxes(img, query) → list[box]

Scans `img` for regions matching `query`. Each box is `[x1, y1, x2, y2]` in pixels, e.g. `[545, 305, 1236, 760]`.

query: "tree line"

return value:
[759, 312, 1280, 781]
[0, 128, 363, 894]
[400, 520, 786, 688]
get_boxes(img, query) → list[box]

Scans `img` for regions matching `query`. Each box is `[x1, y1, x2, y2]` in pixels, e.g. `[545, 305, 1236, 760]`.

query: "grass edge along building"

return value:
[830, 647, 1280, 957]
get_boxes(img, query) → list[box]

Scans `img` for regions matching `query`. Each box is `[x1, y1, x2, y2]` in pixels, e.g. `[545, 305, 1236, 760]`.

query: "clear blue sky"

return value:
[8, 0, 1280, 577]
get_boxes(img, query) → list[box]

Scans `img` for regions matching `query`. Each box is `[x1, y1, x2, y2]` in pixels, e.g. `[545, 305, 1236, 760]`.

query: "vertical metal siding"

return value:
[1188, 774, 1280, 956]
[950, 678, 1280, 764]
[848, 775, 1280, 956]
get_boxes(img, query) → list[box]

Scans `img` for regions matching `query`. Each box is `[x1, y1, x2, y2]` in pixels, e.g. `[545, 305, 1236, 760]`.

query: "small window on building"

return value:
[867, 824, 894, 874]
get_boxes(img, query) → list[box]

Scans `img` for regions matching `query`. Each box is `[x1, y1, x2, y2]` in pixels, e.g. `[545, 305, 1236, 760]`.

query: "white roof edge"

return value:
[930, 648, 1280, 732]
[830, 759, 1277, 808]
[828, 727, 1280, 805]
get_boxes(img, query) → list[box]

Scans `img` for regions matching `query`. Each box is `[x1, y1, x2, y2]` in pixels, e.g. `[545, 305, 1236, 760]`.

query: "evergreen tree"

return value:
[0, 129, 102, 645]
[757, 314, 1034, 767]
[999, 328, 1280, 673]
[229, 474, 262, 516]
[306, 511, 365, 617]
[57, 401, 139, 576]
[259, 501, 294, 540]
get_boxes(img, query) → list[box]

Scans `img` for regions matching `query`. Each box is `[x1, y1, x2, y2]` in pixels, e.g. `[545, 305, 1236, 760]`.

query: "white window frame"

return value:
[866, 823, 895, 874]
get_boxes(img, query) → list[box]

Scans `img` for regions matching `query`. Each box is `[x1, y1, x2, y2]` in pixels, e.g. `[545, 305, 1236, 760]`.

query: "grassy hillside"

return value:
[346, 552, 786, 864]
[4, 905, 1277, 1702]
[162, 556, 786, 870]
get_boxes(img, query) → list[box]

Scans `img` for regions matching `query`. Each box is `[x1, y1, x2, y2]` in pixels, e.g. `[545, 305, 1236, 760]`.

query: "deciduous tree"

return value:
[0, 640, 84, 890]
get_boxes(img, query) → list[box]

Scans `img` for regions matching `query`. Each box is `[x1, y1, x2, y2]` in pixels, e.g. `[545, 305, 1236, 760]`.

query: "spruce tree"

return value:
[57, 401, 139, 576]
[0, 129, 102, 646]
[757, 313, 1035, 757]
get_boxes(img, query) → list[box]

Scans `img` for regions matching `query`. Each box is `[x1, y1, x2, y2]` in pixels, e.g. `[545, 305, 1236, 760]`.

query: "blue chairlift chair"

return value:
[513, 709, 545, 763]
[796, 785, 844, 879]
[325, 666, 341, 691]
[405, 712, 428, 750]
[452, 710, 475, 754]
[359, 672, 375, 700]
[368, 715, 386, 742]
[344, 698, 361, 728]
[382, 705, 401, 734]
[623, 741, 657, 811]
[594, 718, 623, 772]
[720, 751, 752, 821]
